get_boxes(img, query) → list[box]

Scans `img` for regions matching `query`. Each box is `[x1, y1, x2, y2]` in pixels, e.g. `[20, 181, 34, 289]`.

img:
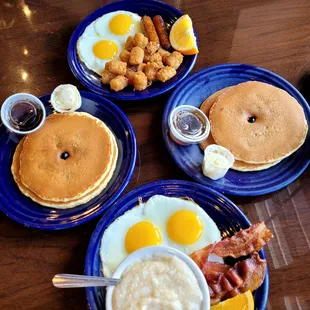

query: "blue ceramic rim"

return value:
[0, 90, 137, 230]
[162, 63, 310, 196]
[67, 0, 198, 101]
[84, 179, 268, 310]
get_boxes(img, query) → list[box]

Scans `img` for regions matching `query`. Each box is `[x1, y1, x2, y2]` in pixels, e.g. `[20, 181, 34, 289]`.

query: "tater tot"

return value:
[144, 62, 160, 81]
[106, 59, 127, 75]
[125, 36, 134, 51]
[110, 75, 128, 92]
[120, 50, 131, 63]
[156, 66, 176, 82]
[125, 67, 136, 85]
[143, 52, 162, 63]
[145, 41, 160, 55]
[163, 51, 184, 70]
[158, 48, 170, 58]
[137, 63, 146, 72]
[133, 71, 148, 91]
[155, 61, 164, 68]
[129, 46, 144, 65]
[133, 33, 148, 49]
[101, 70, 117, 84]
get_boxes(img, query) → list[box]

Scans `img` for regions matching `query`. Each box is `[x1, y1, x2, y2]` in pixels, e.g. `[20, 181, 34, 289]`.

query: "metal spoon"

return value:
[52, 274, 120, 288]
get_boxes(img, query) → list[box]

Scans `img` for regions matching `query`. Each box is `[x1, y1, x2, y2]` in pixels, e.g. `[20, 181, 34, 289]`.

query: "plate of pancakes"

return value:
[0, 90, 137, 229]
[162, 64, 310, 196]
[85, 180, 269, 310]
[67, 0, 197, 101]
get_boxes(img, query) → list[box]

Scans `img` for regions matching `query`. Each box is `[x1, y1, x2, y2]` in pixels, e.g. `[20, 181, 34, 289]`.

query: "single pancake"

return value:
[12, 137, 118, 208]
[199, 86, 281, 171]
[210, 81, 308, 163]
[19, 112, 118, 202]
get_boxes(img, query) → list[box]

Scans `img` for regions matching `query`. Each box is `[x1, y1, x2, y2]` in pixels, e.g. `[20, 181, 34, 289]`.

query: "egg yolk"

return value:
[109, 14, 133, 35]
[168, 210, 203, 245]
[125, 222, 162, 254]
[93, 40, 118, 60]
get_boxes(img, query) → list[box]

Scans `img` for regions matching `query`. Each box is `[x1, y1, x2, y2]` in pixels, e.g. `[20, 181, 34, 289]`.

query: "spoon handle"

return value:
[52, 274, 120, 288]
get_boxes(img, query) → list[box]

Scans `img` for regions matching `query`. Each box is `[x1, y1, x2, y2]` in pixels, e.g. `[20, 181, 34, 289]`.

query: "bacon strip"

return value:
[191, 222, 272, 268]
[205, 253, 267, 305]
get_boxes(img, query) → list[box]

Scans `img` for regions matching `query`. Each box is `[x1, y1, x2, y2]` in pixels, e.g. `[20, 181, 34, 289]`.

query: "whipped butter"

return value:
[51, 84, 81, 112]
[202, 144, 234, 180]
[205, 152, 228, 168]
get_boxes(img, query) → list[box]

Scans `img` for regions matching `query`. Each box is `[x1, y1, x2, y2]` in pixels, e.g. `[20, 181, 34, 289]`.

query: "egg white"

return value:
[100, 195, 221, 277]
[77, 35, 121, 75]
[94, 10, 142, 39]
[100, 204, 144, 277]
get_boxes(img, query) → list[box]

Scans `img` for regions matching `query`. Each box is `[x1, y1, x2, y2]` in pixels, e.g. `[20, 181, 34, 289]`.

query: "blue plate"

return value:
[85, 180, 268, 310]
[0, 90, 137, 230]
[68, 0, 197, 101]
[162, 64, 310, 196]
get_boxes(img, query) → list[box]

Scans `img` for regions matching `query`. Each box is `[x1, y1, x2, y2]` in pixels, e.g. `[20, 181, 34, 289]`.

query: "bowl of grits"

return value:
[105, 246, 210, 310]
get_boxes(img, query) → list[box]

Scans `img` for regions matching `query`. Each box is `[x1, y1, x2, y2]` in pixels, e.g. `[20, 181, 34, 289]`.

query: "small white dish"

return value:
[202, 144, 235, 180]
[50, 84, 81, 113]
[169, 105, 210, 145]
[1, 93, 46, 135]
[105, 245, 210, 310]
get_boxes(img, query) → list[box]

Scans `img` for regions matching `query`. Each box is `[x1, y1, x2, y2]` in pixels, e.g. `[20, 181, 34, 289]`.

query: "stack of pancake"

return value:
[200, 81, 308, 171]
[12, 112, 118, 208]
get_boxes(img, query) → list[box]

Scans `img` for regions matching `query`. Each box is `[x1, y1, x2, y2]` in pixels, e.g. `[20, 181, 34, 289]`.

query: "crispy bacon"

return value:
[207, 253, 267, 305]
[191, 222, 272, 268]
[190, 223, 272, 305]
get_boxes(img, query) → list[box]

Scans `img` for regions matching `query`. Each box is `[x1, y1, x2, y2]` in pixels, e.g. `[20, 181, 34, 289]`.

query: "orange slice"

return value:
[211, 291, 254, 310]
[169, 14, 199, 55]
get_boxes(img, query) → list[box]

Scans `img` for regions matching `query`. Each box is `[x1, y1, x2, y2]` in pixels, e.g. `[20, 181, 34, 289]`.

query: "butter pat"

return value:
[51, 84, 81, 112]
[202, 144, 234, 180]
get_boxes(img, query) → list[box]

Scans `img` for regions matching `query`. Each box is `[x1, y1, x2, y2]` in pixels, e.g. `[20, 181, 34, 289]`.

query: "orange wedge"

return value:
[211, 291, 254, 310]
[169, 14, 199, 55]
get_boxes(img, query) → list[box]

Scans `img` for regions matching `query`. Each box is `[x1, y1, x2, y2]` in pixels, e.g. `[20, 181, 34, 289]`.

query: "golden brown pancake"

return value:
[210, 81, 308, 164]
[12, 137, 118, 208]
[200, 87, 232, 117]
[18, 112, 118, 202]
[199, 86, 281, 171]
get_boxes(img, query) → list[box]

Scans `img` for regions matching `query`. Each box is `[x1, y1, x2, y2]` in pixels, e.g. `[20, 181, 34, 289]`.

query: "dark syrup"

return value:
[8, 100, 43, 131]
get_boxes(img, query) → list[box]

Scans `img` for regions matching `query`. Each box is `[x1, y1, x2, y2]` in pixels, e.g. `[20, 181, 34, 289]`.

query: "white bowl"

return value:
[105, 246, 210, 310]
[168, 105, 210, 145]
[1, 93, 46, 135]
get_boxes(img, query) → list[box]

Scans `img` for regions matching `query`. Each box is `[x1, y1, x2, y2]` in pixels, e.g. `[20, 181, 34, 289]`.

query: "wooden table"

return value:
[0, 0, 309, 309]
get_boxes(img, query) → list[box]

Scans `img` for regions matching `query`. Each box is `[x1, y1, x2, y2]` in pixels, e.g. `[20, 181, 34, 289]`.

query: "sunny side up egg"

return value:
[77, 11, 142, 75]
[100, 195, 221, 277]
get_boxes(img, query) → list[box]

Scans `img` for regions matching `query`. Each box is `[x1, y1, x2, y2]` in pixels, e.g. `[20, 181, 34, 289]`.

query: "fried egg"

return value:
[100, 195, 221, 277]
[77, 11, 141, 75]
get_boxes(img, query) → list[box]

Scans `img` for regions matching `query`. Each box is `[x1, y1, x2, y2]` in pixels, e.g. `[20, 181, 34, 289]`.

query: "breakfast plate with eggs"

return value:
[85, 180, 269, 310]
[162, 64, 310, 196]
[0, 90, 137, 230]
[68, 0, 198, 100]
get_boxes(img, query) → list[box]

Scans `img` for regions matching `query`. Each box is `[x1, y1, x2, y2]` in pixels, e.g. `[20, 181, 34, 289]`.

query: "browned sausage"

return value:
[152, 15, 171, 50]
[141, 16, 160, 44]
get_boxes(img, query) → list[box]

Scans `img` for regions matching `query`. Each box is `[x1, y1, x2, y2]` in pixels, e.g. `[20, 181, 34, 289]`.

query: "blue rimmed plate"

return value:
[0, 90, 137, 230]
[162, 64, 310, 196]
[67, 0, 197, 101]
[85, 180, 268, 310]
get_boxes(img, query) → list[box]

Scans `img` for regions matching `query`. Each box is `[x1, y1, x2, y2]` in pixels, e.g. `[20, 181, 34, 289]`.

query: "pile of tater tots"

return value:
[101, 15, 184, 92]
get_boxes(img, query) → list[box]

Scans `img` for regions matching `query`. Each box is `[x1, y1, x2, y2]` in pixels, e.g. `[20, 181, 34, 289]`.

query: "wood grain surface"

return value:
[0, 0, 309, 309]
